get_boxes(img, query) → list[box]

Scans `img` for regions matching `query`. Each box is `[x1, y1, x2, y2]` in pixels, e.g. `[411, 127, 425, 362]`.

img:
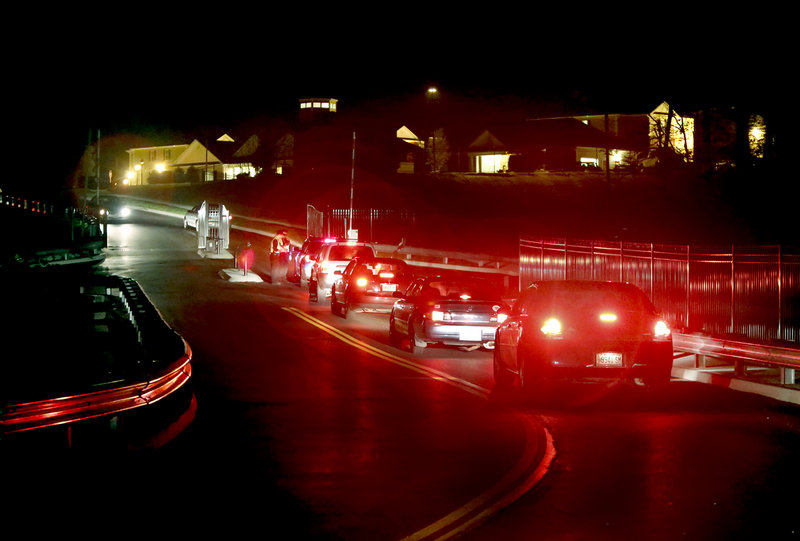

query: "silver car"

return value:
[183, 204, 202, 229]
[308, 240, 377, 302]
[389, 276, 510, 353]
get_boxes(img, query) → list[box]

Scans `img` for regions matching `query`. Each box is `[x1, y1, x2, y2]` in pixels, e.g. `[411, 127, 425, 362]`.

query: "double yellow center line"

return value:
[282, 306, 556, 540]
[282, 306, 490, 399]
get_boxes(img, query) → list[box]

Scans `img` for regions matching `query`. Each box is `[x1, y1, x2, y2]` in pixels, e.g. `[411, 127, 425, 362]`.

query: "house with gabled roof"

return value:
[467, 101, 694, 173]
[125, 134, 260, 184]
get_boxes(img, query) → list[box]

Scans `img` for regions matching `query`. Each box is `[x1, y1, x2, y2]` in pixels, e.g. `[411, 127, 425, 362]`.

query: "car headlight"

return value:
[120, 206, 131, 218]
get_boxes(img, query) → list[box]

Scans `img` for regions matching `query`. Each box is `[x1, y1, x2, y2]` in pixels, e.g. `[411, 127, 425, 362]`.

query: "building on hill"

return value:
[466, 101, 695, 173]
[124, 134, 260, 185]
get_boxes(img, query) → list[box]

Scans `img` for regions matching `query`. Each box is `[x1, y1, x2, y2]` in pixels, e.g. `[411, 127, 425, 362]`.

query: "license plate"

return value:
[381, 283, 397, 292]
[460, 327, 482, 341]
[596, 352, 623, 367]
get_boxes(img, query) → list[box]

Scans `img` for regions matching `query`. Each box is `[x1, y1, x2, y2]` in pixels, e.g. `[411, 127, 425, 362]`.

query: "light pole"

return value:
[426, 86, 440, 173]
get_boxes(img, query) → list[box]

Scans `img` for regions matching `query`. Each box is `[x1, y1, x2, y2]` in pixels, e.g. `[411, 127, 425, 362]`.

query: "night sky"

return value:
[4, 8, 788, 195]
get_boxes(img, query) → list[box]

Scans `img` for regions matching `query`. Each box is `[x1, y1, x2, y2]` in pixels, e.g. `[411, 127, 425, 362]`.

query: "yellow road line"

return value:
[282, 307, 489, 399]
[281, 306, 556, 540]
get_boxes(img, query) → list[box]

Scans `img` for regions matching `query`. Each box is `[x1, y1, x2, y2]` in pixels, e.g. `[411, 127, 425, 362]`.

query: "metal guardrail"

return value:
[674, 333, 800, 385]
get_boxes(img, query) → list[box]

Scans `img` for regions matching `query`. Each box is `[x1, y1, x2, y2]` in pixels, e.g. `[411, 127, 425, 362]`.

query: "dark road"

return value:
[9, 211, 799, 540]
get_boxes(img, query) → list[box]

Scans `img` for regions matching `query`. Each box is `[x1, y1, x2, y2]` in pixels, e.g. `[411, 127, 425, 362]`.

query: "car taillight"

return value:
[320, 262, 329, 273]
[654, 320, 671, 339]
[491, 312, 508, 324]
[431, 310, 452, 321]
[540, 317, 563, 337]
[598, 312, 617, 322]
[379, 272, 394, 279]
[356, 277, 368, 288]
[303, 255, 311, 263]
[460, 294, 471, 300]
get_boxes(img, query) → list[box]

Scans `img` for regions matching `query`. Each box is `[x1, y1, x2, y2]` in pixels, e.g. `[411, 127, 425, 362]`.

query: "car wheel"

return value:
[309, 280, 318, 302]
[340, 297, 349, 318]
[408, 319, 427, 355]
[389, 317, 403, 349]
[493, 348, 514, 390]
[518, 350, 547, 401]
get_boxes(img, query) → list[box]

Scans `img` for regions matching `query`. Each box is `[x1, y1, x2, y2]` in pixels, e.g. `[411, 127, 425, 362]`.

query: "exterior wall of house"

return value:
[125, 144, 189, 185]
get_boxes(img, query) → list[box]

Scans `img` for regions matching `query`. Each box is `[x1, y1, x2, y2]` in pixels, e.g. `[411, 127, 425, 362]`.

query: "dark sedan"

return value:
[86, 195, 132, 222]
[389, 276, 509, 353]
[493, 280, 673, 395]
[287, 236, 332, 285]
[331, 257, 412, 317]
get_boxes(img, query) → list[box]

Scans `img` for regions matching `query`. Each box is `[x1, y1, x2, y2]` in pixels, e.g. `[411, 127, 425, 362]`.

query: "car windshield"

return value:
[92, 196, 119, 206]
[425, 278, 502, 300]
[328, 245, 373, 260]
[540, 282, 655, 312]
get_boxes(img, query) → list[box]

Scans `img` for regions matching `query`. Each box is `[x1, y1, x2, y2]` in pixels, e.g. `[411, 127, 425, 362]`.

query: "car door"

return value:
[334, 259, 357, 305]
[392, 279, 423, 335]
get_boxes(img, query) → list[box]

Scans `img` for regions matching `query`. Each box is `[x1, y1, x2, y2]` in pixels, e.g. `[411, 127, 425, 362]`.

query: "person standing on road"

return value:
[270, 230, 291, 283]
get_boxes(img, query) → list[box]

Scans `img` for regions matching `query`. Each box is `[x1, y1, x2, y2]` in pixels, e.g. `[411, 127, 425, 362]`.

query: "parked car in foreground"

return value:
[389, 275, 510, 353]
[309, 240, 377, 302]
[331, 256, 413, 317]
[493, 280, 673, 395]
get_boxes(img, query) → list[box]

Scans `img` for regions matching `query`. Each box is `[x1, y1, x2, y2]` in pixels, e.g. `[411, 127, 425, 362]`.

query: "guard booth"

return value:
[197, 201, 231, 254]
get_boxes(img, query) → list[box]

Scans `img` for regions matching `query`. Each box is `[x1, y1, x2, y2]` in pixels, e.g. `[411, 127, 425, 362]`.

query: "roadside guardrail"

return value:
[673, 333, 800, 385]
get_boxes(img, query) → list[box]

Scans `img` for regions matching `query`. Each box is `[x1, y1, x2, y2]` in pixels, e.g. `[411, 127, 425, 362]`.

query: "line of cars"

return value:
[287, 237, 511, 353]
[283, 236, 674, 395]
[188, 211, 678, 395]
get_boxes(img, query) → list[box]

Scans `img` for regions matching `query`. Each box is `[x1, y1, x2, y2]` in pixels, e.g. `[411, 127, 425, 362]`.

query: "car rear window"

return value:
[329, 245, 374, 260]
[540, 282, 654, 312]
[426, 279, 502, 300]
[355, 260, 407, 276]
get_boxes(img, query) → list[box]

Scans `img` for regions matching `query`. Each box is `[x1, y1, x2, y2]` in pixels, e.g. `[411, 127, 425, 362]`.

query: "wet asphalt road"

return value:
[12, 211, 798, 540]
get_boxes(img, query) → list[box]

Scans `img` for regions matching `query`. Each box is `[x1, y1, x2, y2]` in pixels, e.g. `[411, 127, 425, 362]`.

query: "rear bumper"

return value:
[421, 322, 498, 346]
[526, 340, 673, 381]
[350, 295, 396, 313]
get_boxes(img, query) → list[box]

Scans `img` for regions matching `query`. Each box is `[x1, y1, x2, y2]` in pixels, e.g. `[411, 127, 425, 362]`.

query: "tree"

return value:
[426, 129, 450, 173]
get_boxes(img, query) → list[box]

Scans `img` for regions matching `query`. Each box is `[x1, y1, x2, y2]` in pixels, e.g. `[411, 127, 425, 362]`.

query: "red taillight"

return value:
[355, 277, 368, 288]
[654, 320, 671, 339]
[540, 317, 562, 337]
[599, 312, 617, 322]
[379, 272, 394, 279]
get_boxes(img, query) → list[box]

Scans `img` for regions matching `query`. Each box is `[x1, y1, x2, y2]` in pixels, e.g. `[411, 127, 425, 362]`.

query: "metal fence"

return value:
[519, 238, 800, 344]
[307, 205, 416, 244]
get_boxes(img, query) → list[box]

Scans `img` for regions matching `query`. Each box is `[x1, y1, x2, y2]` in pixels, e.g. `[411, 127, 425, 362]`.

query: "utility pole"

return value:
[349, 131, 356, 238]
[96, 129, 101, 202]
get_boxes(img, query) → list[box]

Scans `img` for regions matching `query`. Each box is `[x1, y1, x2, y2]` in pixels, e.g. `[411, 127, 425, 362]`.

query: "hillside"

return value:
[122, 169, 753, 257]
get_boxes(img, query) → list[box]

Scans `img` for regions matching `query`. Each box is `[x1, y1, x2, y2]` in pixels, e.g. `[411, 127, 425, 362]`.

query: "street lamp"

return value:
[426, 86, 440, 173]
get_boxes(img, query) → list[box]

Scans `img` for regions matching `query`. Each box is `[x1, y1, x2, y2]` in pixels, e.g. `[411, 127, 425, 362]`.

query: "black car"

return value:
[389, 275, 510, 353]
[86, 195, 133, 221]
[493, 280, 673, 395]
[330, 257, 412, 317]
